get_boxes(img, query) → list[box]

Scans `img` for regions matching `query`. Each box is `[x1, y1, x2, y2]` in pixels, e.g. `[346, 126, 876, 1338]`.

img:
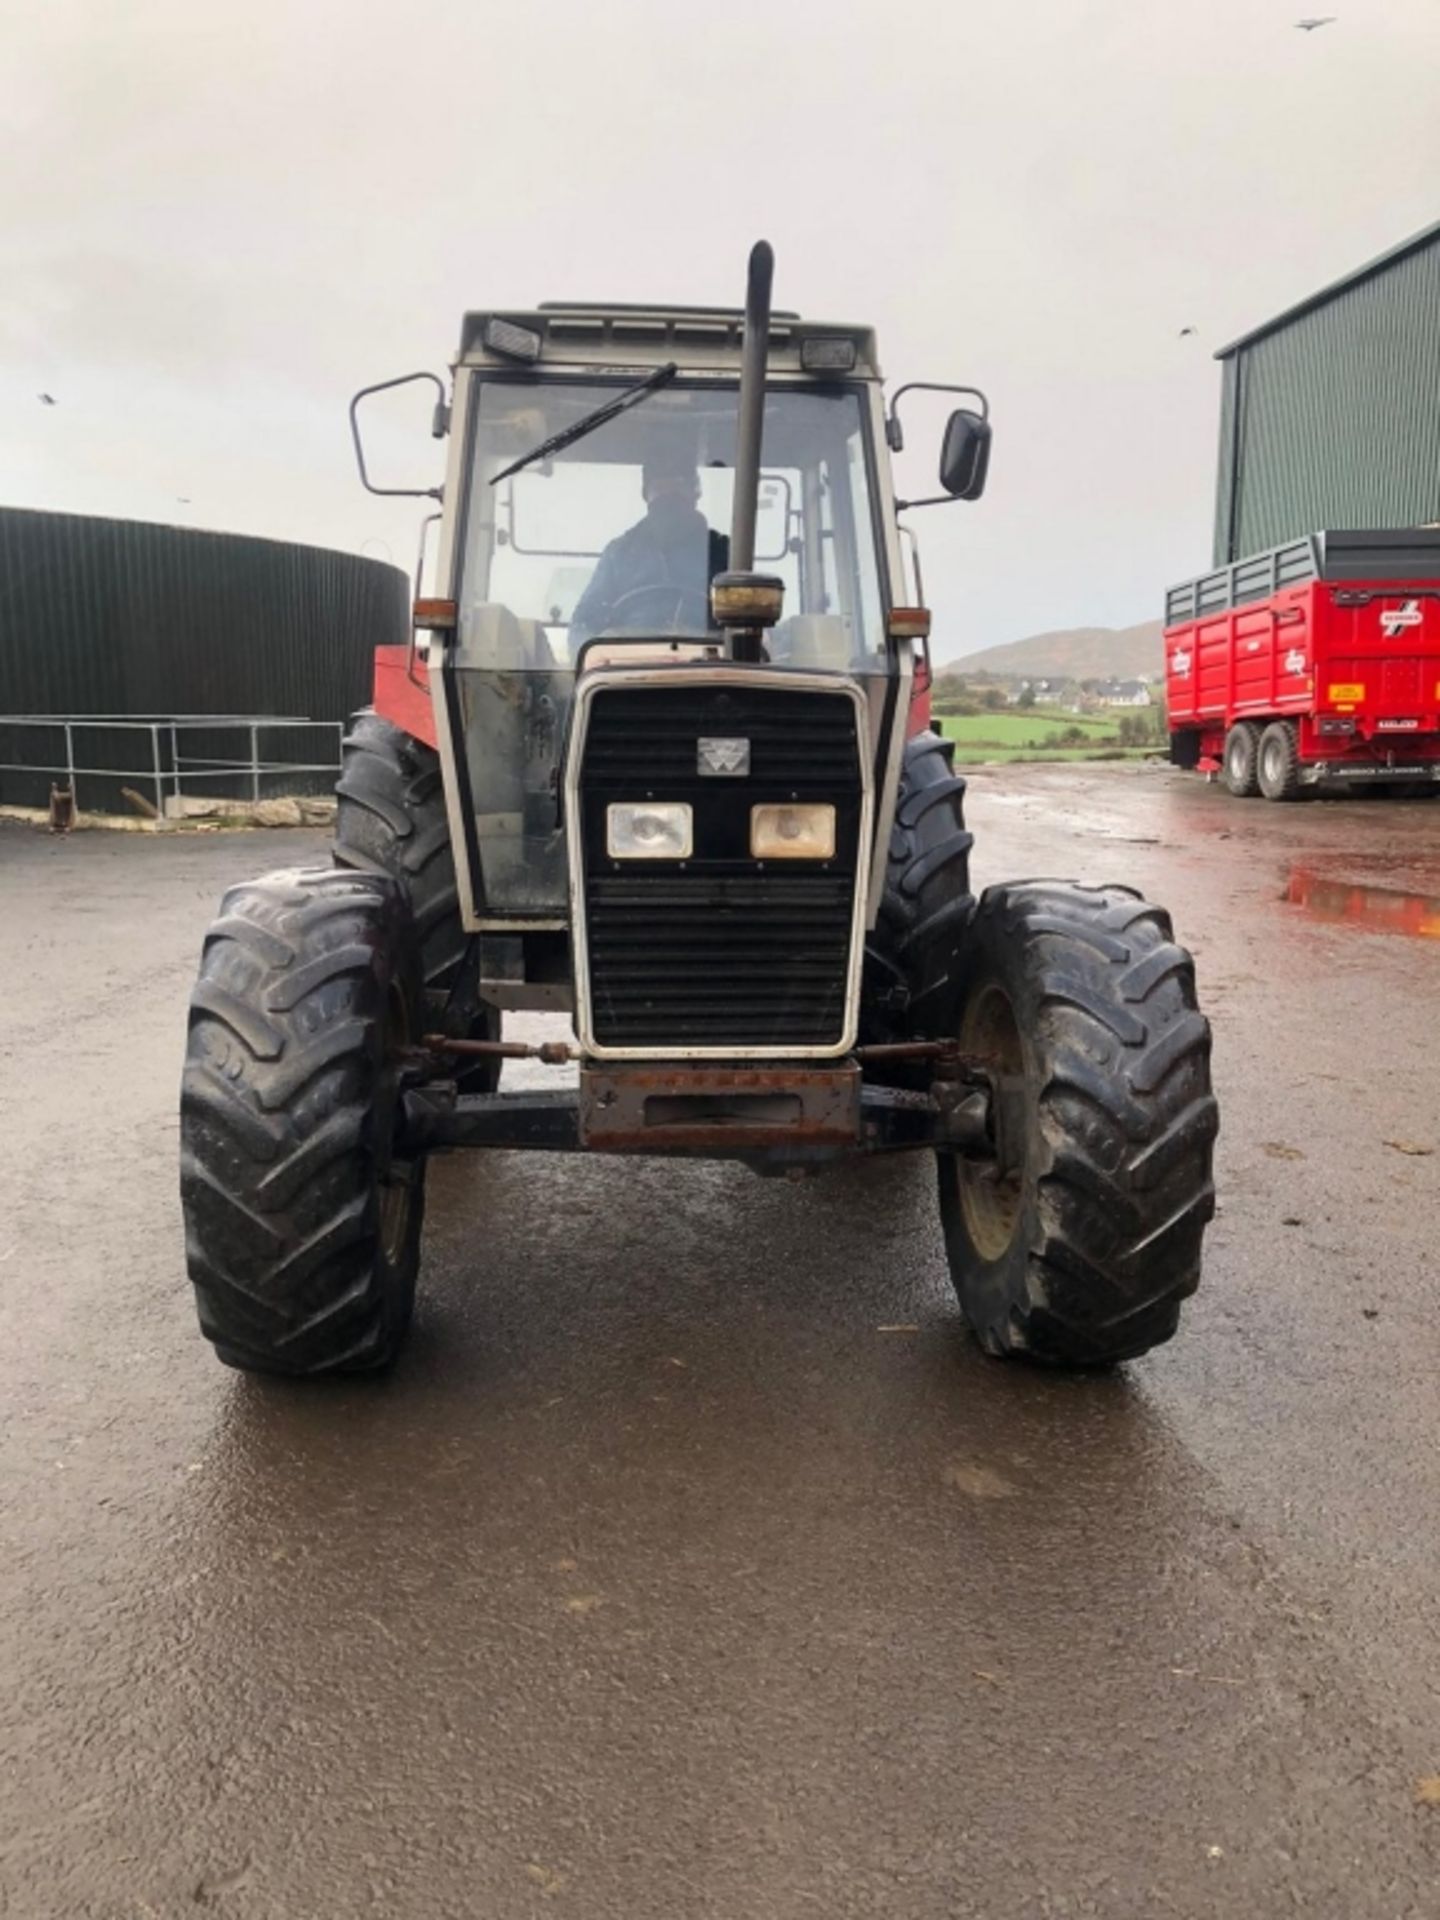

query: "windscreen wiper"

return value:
[489, 362, 679, 486]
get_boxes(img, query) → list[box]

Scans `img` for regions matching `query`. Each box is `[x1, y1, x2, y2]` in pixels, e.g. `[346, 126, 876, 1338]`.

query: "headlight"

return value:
[750, 803, 836, 860]
[607, 802, 693, 859]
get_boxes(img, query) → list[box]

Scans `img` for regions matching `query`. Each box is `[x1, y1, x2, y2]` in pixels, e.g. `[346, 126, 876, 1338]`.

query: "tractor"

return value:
[179, 243, 1217, 1375]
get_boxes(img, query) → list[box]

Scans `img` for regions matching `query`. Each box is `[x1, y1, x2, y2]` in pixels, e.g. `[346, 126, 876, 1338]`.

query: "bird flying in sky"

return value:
[1295, 16, 1336, 29]
[37, 393, 56, 406]
[1179, 326, 1197, 337]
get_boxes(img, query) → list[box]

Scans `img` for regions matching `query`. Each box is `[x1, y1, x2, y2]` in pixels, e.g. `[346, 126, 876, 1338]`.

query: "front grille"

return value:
[577, 683, 864, 1051]
[581, 685, 859, 788]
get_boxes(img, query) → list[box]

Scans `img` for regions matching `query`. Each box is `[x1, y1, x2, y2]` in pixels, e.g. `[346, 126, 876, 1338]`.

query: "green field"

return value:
[942, 743, 1151, 764]
[934, 707, 1158, 765]
[937, 709, 1119, 745]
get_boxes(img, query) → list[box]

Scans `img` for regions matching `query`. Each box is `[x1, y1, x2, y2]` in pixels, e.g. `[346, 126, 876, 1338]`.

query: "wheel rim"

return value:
[955, 980, 1027, 1262]
[378, 1162, 413, 1264]
[1262, 737, 1283, 785]
[377, 979, 414, 1264]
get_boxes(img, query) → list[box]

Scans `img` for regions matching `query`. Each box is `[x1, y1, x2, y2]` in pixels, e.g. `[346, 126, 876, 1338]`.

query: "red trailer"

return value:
[1165, 529, 1440, 799]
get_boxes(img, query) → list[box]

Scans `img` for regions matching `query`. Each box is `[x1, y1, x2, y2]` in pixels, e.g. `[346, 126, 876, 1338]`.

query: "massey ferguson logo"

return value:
[697, 736, 750, 777]
[1380, 599, 1423, 638]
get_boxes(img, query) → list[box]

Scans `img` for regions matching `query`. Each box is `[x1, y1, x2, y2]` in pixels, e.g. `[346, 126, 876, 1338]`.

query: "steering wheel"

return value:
[605, 583, 712, 633]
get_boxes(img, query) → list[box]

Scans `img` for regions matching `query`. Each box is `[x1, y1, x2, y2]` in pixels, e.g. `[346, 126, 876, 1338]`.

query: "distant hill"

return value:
[942, 620, 1164, 682]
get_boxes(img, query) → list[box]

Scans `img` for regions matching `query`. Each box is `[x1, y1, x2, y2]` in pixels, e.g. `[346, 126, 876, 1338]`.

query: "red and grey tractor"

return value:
[179, 245, 1217, 1375]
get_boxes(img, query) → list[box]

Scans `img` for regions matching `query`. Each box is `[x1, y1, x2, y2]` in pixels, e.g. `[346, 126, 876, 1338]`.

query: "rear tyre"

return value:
[1257, 720, 1302, 802]
[180, 867, 425, 1375]
[333, 709, 500, 1091]
[936, 881, 1217, 1366]
[1221, 721, 1262, 797]
[861, 731, 976, 1053]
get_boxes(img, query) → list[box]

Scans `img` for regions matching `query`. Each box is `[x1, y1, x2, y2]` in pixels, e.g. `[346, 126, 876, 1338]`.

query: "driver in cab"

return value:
[569, 446, 728, 645]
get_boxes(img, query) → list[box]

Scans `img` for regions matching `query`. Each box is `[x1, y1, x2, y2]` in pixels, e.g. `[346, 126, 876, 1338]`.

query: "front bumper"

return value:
[579, 1063, 861, 1151]
[399, 1071, 951, 1171]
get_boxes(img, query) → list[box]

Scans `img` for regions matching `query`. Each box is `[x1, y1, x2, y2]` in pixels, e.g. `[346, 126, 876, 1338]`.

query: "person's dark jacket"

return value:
[570, 505, 728, 643]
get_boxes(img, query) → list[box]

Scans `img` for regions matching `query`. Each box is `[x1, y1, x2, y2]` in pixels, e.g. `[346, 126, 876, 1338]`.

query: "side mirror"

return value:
[940, 409, 992, 501]
[348, 371, 449, 502]
[888, 382, 991, 512]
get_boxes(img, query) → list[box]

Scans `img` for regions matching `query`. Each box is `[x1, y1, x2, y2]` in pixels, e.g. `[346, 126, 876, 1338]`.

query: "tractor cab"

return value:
[433, 307, 898, 924]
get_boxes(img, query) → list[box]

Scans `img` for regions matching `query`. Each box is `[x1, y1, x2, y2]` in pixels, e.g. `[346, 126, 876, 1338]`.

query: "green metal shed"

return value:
[1214, 219, 1440, 564]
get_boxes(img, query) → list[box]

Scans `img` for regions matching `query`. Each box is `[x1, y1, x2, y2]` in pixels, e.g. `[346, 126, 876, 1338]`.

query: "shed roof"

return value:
[1215, 217, 1440, 360]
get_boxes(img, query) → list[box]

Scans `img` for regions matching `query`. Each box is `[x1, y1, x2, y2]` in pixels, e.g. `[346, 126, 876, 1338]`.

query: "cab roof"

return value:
[457, 305, 882, 380]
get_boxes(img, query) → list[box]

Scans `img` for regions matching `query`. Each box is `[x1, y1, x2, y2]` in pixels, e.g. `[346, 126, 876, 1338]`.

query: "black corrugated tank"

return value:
[0, 506, 407, 807]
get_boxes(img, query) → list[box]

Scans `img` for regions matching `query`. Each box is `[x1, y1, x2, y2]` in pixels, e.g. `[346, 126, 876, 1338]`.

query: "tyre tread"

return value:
[332, 709, 498, 1087]
[939, 880, 1216, 1365]
[862, 731, 976, 1041]
[179, 865, 422, 1375]
[1258, 719, 1302, 803]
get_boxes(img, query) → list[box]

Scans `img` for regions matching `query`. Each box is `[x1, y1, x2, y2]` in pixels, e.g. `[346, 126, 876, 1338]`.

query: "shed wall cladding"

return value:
[0, 508, 408, 808]
[1214, 227, 1440, 564]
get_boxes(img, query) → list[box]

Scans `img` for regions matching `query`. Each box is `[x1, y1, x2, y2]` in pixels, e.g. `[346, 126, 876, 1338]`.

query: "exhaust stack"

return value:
[730, 239, 773, 574]
[711, 240, 784, 662]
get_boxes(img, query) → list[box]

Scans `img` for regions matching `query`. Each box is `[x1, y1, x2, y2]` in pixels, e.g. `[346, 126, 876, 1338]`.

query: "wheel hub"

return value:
[954, 980, 1027, 1262]
[378, 980, 417, 1264]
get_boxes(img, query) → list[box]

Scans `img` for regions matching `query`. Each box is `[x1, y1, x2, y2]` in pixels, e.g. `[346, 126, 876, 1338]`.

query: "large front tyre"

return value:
[333, 709, 499, 1090]
[861, 730, 975, 1048]
[937, 881, 1218, 1366]
[179, 867, 425, 1375]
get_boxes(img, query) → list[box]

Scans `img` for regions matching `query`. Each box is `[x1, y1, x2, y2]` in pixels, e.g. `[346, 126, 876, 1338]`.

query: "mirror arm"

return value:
[886, 381, 990, 451]
[349, 371, 449, 501]
[895, 493, 964, 513]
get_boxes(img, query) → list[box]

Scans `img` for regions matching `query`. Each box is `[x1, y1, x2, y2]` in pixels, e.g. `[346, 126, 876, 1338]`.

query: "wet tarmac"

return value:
[2, 764, 1439, 1918]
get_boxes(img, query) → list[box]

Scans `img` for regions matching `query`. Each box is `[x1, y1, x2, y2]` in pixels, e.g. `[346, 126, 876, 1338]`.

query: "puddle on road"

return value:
[1284, 867, 1440, 939]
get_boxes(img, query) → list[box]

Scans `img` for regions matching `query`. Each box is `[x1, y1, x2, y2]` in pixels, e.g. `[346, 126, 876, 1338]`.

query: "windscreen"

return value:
[462, 378, 885, 663]
[447, 376, 889, 916]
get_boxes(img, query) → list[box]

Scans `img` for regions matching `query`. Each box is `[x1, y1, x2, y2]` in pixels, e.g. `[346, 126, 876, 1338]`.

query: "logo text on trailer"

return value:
[1380, 599, 1422, 638]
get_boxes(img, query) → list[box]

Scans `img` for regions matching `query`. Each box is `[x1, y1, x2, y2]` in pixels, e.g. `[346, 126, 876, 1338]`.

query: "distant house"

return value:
[1009, 677, 1080, 706]
[1094, 678, 1152, 707]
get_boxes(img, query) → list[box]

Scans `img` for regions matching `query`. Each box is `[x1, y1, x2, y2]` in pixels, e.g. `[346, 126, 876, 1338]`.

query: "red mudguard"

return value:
[373, 645, 438, 749]
[907, 647, 933, 738]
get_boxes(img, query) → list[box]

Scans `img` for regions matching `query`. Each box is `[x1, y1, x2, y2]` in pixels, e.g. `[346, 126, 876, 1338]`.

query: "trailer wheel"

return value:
[180, 867, 425, 1375]
[334, 709, 500, 1090]
[1257, 720, 1302, 802]
[936, 881, 1217, 1366]
[860, 730, 975, 1051]
[1221, 722, 1262, 797]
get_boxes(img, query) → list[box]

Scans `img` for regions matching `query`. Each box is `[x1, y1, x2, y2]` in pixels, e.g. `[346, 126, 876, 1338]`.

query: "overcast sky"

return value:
[2, 0, 1437, 659]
